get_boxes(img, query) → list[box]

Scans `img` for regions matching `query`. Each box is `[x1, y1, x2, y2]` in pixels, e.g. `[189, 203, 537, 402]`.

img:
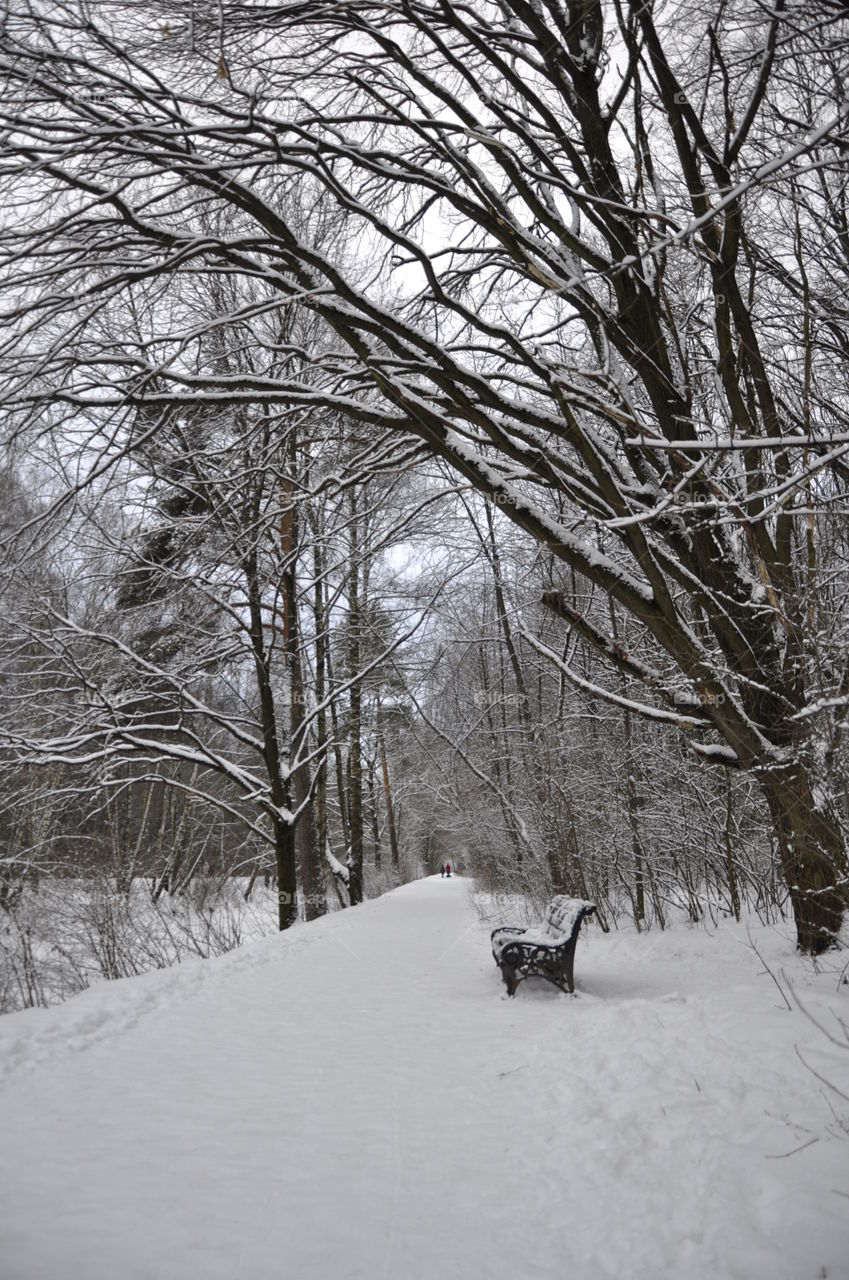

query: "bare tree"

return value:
[1, 0, 848, 947]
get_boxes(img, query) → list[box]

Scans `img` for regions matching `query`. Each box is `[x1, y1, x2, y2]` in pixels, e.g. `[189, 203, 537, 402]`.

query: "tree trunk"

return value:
[759, 766, 847, 954]
[724, 773, 741, 923]
[292, 742, 325, 920]
[274, 815, 298, 931]
[280, 430, 326, 921]
[288, 607, 326, 921]
[245, 543, 297, 931]
[622, 700, 645, 927]
[377, 700, 400, 872]
[346, 493, 365, 906]
[323, 612, 351, 853]
[312, 531, 331, 908]
[626, 770, 646, 928]
[367, 758, 381, 871]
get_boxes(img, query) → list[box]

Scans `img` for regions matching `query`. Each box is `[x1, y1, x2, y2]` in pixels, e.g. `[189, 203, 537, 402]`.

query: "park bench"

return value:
[491, 896, 596, 996]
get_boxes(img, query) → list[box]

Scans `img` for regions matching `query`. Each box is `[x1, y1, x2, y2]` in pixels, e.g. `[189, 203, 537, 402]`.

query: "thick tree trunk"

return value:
[759, 766, 847, 954]
[274, 815, 298, 931]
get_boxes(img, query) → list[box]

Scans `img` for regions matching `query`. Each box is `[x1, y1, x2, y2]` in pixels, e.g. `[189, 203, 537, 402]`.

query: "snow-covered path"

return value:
[1, 877, 847, 1280]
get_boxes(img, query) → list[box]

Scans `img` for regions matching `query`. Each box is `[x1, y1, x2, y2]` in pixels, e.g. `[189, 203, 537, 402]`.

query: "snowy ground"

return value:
[0, 876, 847, 1280]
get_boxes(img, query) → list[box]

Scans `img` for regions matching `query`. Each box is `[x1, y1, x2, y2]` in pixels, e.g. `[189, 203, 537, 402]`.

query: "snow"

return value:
[691, 742, 741, 764]
[324, 838, 351, 885]
[1, 877, 847, 1280]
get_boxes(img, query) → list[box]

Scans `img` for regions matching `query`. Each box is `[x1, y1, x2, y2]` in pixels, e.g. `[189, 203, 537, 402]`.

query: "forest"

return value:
[1, 0, 849, 1012]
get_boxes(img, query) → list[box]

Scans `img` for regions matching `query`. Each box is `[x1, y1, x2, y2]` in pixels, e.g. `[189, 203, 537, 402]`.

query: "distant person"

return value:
[445, 862, 451, 878]
[440, 864, 446, 878]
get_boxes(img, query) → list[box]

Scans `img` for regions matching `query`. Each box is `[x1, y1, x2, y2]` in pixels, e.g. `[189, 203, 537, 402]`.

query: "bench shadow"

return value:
[502, 970, 679, 1002]
[575, 969, 681, 1002]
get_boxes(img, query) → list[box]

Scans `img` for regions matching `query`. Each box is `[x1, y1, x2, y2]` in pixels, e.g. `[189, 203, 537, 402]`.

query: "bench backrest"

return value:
[541, 896, 596, 941]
